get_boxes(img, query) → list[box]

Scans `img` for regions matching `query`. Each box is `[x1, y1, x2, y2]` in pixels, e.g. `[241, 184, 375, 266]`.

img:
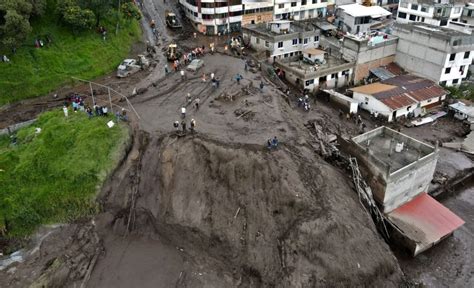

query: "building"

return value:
[242, 20, 320, 61]
[342, 126, 464, 256]
[274, 49, 354, 91]
[335, 3, 392, 34]
[342, 31, 399, 82]
[392, 22, 474, 86]
[449, 101, 474, 120]
[273, 0, 329, 21]
[351, 74, 448, 122]
[179, 0, 243, 35]
[396, 0, 467, 27]
[242, 1, 274, 26]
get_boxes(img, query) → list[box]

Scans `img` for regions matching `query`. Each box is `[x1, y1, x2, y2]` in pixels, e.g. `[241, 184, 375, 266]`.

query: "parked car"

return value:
[187, 59, 204, 72]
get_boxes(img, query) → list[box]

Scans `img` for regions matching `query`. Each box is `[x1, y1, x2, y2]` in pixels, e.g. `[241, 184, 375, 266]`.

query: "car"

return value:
[187, 59, 204, 72]
[117, 59, 141, 78]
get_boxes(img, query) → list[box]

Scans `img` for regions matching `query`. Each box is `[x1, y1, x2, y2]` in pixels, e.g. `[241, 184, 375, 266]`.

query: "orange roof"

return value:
[350, 83, 396, 94]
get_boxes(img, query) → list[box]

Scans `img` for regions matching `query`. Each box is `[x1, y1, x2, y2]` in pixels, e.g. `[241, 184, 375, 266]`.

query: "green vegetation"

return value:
[0, 0, 141, 105]
[445, 83, 474, 101]
[0, 110, 129, 237]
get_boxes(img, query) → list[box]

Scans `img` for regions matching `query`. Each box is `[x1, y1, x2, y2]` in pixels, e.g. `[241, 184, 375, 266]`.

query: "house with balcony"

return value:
[242, 20, 321, 61]
[449, 3, 474, 33]
[335, 3, 392, 34]
[396, 0, 467, 27]
[241, 1, 274, 26]
[179, 0, 243, 35]
[392, 22, 474, 86]
[273, 0, 329, 21]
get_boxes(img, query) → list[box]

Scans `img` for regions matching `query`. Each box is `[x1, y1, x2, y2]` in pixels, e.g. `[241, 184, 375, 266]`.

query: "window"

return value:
[278, 42, 283, 48]
[256, 38, 260, 44]
[302, 0, 307, 5]
[411, 4, 418, 10]
[284, 53, 289, 58]
[449, 53, 456, 61]
[440, 81, 447, 86]
[453, 39, 461, 46]
[201, 3, 214, 8]
[454, 7, 461, 14]
[440, 19, 448, 26]
[265, 41, 269, 48]
[305, 79, 314, 86]
[400, 2, 408, 8]
[303, 38, 308, 44]
[202, 14, 213, 20]
[453, 79, 459, 84]
[421, 5, 428, 12]
[421, 17, 425, 22]
[321, 0, 327, 2]
[314, 35, 319, 42]
[312, 0, 318, 3]
[292, 38, 298, 45]
[464, 51, 470, 59]
[331, 73, 337, 79]
[278, 4, 284, 9]
[398, 12, 407, 19]
[409, 14, 416, 21]
[291, 2, 297, 7]
[445, 67, 451, 74]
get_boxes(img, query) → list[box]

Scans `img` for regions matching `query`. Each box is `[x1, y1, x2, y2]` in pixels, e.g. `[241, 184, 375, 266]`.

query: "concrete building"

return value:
[448, 3, 474, 33]
[392, 22, 474, 86]
[396, 0, 467, 27]
[242, 20, 320, 61]
[273, 0, 329, 20]
[179, 0, 244, 35]
[342, 31, 399, 82]
[335, 3, 392, 34]
[343, 126, 464, 256]
[274, 51, 354, 91]
[241, 1, 274, 26]
[350, 74, 448, 122]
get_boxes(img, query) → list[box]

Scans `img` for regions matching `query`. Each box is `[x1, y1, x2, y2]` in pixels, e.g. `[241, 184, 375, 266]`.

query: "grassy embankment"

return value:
[0, 4, 141, 105]
[0, 111, 129, 238]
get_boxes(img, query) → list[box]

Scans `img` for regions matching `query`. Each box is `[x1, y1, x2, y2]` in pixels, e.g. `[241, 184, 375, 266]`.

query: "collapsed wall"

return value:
[102, 134, 403, 287]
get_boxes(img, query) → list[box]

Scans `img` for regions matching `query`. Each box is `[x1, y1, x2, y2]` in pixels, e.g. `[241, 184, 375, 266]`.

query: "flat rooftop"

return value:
[352, 126, 435, 173]
[394, 22, 474, 41]
[276, 53, 353, 78]
[243, 22, 317, 37]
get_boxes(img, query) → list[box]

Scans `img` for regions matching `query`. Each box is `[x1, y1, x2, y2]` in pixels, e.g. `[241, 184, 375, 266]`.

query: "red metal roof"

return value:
[380, 93, 417, 110]
[387, 193, 464, 250]
[407, 85, 446, 102]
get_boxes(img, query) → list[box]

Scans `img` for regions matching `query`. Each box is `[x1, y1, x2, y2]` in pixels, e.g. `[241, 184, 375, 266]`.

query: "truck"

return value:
[165, 11, 182, 29]
[166, 44, 182, 61]
[116, 55, 150, 78]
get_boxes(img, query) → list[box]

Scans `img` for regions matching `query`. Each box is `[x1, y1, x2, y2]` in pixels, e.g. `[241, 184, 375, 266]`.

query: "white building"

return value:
[449, 3, 474, 33]
[396, 0, 466, 27]
[179, 0, 244, 35]
[351, 75, 447, 122]
[392, 22, 474, 86]
[242, 20, 321, 61]
[273, 0, 329, 20]
[336, 3, 392, 34]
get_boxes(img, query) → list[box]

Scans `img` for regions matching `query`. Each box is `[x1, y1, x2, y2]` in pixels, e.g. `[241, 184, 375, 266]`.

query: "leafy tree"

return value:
[121, 2, 141, 21]
[0, 7, 32, 50]
[78, 0, 114, 26]
[28, 0, 46, 17]
[63, 6, 95, 32]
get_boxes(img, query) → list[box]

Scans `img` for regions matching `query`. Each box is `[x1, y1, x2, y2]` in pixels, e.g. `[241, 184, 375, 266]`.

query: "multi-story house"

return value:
[242, 1, 275, 26]
[392, 22, 474, 86]
[273, 0, 329, 20]
[396, 0, 467, 26]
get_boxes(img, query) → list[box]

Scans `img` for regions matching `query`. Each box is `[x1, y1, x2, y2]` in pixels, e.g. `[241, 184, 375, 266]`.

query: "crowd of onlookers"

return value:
[62, 93, 128, 121]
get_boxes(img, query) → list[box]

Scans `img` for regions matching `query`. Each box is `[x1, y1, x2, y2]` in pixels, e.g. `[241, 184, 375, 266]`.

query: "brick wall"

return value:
[354, 56, 395, 83]
[241, 12, 273, 27]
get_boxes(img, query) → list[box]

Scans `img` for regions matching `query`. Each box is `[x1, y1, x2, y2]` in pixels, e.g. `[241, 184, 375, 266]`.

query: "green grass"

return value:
[0, 110, 129, 237]
[0, 9, 141, 105]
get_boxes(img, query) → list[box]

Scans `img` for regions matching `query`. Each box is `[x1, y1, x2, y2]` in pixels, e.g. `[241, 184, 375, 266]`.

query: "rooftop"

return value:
[449, 102, 474, 117]
[352, 126, 436, 173]
[338, 3, 392, 18]
[393, 22, 474, 43]
[350, 75, 447, 110]
[304, 48, 325, 55]
[243, 21, 318, 38]
[275, 53, 354, 78]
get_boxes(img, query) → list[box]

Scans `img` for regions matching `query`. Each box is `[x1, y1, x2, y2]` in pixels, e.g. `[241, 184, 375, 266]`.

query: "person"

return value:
[211, 72, 215, 80]
[267, 139, 272, 150]
[193, 32, 197, 39]
[195, 98, 200, 110]
[357, 115, 362, 125]
[181, 107, 186, 118]
[245, 61, 248, 71]
[102, 106, 108, 116]
[298, 98, 303, 107]
[304, 94, 309, 103]
[235, 74, 242, 84]
[190, 119, 196, 133]
[2, 55, 9, 62]
[72, 101, 78, 112]
[165, 65, 169, 75]
[63, 105, 68, 117]
[304, 102, 310, 112]
[215, 77, 220, 88]
[102, 29, 107, 41]
[260, 81, 264, 91]
[271, 136, 278, 148]
[181, 120, 187, 132]
[180, 70, 185, 80]
[173, 121, 180, 131]
[187, 93, 192, 104]
[86, 106, 93, 118]
[202, 73, 206, 82]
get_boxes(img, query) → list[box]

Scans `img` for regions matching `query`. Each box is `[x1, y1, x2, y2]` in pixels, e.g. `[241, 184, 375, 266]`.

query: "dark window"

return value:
[312, 0, 317, 3]
[421, 5, 428, 12]
[421, 17, 425, 22]
[278, 42, 283, 48]
[398, 12, 407, 19]
[464, 51, 470, 59]
[445, 67, 451, 74]
[314, 35, 319, 42]
[304, 38, 308, 44]
[449, 53, 456, 61]
[453, 79, 459, 84]
[440, 81, 447, 86]
[201, 3, 214, 8]
[331, 73, 337, 79]
[440, 19, 448, 26]
[305, 79, 314, 86]
[460, 65, 465, 74]
[228, 0, 241, 5]
[202, 14, 213, 20]
[409, 14, 416, 21]
[321, 0, 327, 2]
[302, 0, 307, 5]
[411, 4, 418, 10]
[292, 39, 298, 45]
[453, 39, 461, 46]
[229, 11, 242, 16]
[291, 2, 297, 7]
[278, 4, 284, 8]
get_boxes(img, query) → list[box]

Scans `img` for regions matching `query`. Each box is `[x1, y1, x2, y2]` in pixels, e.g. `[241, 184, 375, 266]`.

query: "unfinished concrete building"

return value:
[342, 126, 464, 255]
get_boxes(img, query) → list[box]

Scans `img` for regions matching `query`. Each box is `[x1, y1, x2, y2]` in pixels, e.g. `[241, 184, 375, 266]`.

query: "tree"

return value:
[0, 1, 32, 50]
[121, 2, 141, 21]
[63, 6, 95, 32]
[28, 0, 46, 17]
[78, 0, 114, 26]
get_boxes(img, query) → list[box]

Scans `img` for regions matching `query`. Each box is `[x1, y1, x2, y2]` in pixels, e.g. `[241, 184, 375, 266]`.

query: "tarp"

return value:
[387, 193, 464, 255]
[370, 67, 395, 80]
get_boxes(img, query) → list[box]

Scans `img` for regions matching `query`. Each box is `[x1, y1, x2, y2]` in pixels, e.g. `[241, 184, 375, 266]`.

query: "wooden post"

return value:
[108, 88, 113, 114]
[89, 82, 95, 105]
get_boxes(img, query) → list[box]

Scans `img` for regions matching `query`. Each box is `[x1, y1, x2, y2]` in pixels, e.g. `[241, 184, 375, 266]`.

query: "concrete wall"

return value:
[353, 91, 394, 120]
[284, 67, 352, 90]
[242, 12, 274, 26]
[274, 0, 328, 20]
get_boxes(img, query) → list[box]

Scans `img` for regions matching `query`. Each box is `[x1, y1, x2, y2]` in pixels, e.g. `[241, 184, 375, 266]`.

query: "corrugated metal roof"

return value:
[387, 193, 464, 251]
[350, 83, 396, 94]
[380, 93, 417, 110]
[370, 67, 396, 80]
[407, 85, 446, 102]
